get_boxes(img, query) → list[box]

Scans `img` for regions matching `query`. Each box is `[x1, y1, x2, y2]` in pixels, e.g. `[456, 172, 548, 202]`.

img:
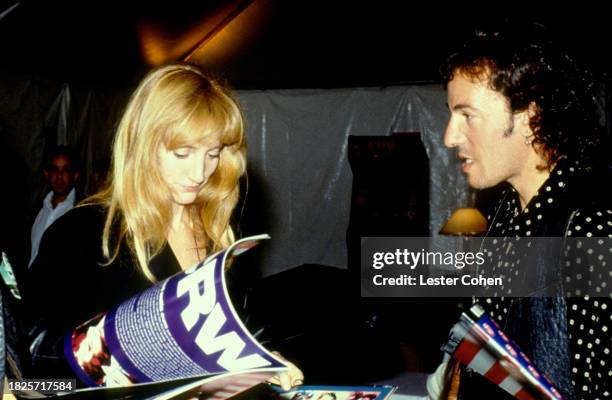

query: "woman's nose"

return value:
[188, 156, 206, 184]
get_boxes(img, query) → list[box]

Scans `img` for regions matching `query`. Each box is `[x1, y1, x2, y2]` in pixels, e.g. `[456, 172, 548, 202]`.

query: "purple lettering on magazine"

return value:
[164, 256, 281, 372]
[64, 242, 285, 387]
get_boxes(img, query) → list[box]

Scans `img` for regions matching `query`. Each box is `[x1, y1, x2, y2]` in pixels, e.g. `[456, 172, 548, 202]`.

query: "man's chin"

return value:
[52, 188, 71, 196]
[467, 176, 493, 190]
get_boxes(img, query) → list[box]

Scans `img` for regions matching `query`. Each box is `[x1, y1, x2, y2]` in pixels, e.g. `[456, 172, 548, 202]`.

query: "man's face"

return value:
[444, 73, 532, 189]
[45, 154, 78, 197]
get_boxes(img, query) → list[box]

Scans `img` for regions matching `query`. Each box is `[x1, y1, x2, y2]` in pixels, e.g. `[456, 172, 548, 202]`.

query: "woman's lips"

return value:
[183, 185, 201, 192]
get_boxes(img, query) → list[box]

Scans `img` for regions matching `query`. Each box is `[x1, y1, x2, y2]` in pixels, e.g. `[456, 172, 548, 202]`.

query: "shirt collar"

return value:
[491, 158, 583, 235]
[517, 157, 581, 215]
[43, 188, 76, 210]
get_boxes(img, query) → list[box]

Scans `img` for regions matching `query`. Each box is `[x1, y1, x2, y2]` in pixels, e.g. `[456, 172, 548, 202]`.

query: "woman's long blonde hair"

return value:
[88, 64, 246, 282]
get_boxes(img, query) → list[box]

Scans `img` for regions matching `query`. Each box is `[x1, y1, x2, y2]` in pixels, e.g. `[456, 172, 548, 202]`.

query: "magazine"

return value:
[11, 234, 289, 399]
[442, 304, 564, 400]
[272, 385, 396, 400]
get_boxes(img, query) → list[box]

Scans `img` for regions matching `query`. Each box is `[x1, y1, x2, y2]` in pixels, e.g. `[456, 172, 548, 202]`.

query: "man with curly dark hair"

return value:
[437, 22, 611, 400]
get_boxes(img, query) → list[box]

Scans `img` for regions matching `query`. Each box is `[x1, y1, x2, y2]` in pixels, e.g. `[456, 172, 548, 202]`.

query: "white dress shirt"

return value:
[29, 188, 76, 267]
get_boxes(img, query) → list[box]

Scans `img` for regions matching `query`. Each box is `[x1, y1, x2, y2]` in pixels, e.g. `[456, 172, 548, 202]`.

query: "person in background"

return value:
[29, 146, 80, 267]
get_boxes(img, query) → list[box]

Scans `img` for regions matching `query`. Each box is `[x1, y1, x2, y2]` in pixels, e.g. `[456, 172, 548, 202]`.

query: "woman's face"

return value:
[158, 135, 221, 207]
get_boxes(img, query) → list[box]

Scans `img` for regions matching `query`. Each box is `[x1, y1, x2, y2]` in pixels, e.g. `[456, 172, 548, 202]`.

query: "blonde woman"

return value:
[26, 64, 302, 389]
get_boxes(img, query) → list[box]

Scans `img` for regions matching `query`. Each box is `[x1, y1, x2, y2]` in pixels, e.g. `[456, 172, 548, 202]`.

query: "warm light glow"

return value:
[187, 0, 271, 66]
[439, 207, 487, 236]
[137, 0, 270, 66]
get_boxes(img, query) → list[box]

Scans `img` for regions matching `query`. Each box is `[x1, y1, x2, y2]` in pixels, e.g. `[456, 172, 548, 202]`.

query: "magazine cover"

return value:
[273, 385, 396, 400]
[38, 234, 288, 398]
[442, 304, 564, 400]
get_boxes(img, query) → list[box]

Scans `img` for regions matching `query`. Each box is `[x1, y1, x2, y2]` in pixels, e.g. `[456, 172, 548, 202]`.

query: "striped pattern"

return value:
[445, 306, 564, 400]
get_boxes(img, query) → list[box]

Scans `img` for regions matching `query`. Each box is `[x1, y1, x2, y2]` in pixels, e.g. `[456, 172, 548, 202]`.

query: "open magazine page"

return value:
[442, 305, 564, 400]
[57, 234, 287, 397]
[272, 385, 396, 400]
[150, 371, 278, 400]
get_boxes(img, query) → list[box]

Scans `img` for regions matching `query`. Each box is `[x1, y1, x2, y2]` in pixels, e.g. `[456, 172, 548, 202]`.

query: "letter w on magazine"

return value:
[56, 234, 288, 398]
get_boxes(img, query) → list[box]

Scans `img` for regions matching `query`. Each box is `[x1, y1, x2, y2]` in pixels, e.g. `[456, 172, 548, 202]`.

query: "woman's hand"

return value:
[267, 351, 304, 390]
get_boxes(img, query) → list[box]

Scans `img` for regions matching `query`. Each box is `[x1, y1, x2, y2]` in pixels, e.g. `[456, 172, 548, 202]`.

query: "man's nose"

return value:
[53, 172, 64, 183]
[443, 117, 464, 148]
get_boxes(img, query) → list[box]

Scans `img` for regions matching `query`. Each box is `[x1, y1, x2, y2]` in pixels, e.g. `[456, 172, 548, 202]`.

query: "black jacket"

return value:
[24, 204, 182, 380]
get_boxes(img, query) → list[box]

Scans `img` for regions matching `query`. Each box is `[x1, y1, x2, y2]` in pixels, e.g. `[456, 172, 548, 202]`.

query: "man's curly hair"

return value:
[440, 22, 605, 169]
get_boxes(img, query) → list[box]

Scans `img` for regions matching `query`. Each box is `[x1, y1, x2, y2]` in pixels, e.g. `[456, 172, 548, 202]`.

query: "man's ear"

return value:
[518, 101, 539, 134]
[74, 171, 80, 182]
[527, 101, 539, 120]
[43, 170, 49, 180]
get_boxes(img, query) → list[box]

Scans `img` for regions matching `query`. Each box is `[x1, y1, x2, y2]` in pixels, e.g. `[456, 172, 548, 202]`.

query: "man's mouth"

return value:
[458, 154, 474, 171]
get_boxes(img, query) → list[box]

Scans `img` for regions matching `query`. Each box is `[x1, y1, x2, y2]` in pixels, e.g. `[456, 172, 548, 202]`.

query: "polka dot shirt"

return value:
[476, 159, 611, 399]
